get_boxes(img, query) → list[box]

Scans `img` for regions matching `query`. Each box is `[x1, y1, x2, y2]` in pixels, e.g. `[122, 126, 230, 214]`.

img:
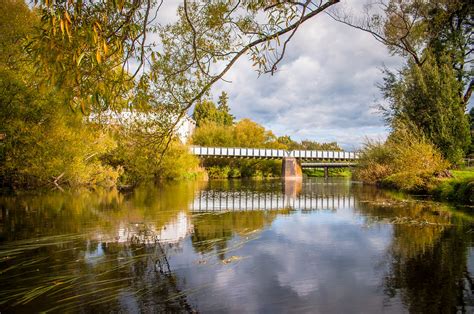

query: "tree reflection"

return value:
[0, 182, 204, 312]
[356, 190, 474, 312]
[2, 179, 474, 312]
[191, 210, 288, 259]
[384, 226, 474, 313]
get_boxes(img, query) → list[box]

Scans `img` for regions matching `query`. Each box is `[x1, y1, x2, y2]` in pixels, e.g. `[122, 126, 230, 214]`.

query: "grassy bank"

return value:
[431, 169, 474, 204]
[304, 168, 352, 178]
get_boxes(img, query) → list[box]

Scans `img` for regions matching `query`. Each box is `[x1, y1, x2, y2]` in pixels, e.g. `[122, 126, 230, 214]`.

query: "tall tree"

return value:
[217, 91, 234, 126]
[469, 107, 474, 156]
[380, 52, 470, 163]
[193, 100, 220, 127]
[0, 0, 119, 188]
[331, 0, 473, 163]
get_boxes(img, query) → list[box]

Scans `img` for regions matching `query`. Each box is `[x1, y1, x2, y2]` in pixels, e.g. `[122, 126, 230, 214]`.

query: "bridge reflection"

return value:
[191, 180, 355, 212]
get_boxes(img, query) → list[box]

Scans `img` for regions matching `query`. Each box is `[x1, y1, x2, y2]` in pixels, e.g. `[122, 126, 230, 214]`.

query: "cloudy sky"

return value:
[211, 2, 403, 150]
[156, 1, 471, 150]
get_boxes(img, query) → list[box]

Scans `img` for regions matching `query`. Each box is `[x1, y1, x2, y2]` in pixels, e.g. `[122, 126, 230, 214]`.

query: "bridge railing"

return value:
[190, 146, 360, 160]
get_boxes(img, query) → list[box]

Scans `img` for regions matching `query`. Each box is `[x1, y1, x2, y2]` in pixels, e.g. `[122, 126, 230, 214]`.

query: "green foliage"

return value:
[207, 166, 231, 179]
[106, 135, 202, 185]
[304, 168, 351, 178]
[191, 122, 235, 147]
[156, 141, 204, 180]
[0, 1, 202, 189]
[0, 68, 119, 188]
[276, 135, 300, 150]
[217, 91, 234, 126]
[299, 140, 341, 151]
[381, 52, 471, 164]
[276, 136, 341, 151]
[0, 0, 35, 67]
[355, 126, 449, 191]
[191, 118, 284, 177]
[469, 107, 474, 156]
[25, 0, 149, 112]
[193, 99, 233, 127]
[192, 118, 280, 149]
[0, 1, 120, 189]
[234, 119, 278, 148]
[433, 169, 474, 204]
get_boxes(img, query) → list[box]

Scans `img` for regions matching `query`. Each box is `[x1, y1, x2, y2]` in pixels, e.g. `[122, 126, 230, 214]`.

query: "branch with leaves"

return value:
[26, 0, 340, 165]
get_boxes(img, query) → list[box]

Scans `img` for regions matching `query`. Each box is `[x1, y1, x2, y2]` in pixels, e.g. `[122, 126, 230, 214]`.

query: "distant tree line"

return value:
[190, 95, 342, 178]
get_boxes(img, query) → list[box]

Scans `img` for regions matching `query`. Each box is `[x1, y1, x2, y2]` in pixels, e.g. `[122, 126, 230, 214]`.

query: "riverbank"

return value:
[304, 169, 352, 178]
[430, 168, 474, 205]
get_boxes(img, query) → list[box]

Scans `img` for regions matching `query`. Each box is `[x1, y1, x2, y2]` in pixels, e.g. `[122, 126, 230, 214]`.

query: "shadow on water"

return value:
[0, 178, 473, 312]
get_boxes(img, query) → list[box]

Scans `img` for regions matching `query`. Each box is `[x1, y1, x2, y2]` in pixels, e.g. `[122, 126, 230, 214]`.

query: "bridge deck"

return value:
[191, 146, 359, 160]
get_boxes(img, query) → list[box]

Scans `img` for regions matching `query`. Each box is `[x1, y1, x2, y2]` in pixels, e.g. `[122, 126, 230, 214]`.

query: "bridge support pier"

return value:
[324, 167, 329, 179]
[282, 157, 302, 180]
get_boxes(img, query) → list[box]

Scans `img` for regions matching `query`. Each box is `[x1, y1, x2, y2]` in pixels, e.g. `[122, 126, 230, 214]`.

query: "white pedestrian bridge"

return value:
[190, 146, 360, 161]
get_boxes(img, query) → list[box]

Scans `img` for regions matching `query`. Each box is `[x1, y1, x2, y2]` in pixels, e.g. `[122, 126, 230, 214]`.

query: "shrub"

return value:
[207, 166, 231, 179]
[108, 135, 203, 185]
[355, 127, 449, 191]
[354, 140, 394, 184]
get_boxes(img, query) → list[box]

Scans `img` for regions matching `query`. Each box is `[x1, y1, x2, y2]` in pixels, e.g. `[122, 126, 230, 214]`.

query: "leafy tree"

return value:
[0, 0, 120, 188]
[234, 119, 279, 148]
[0, 1, 201, 188]
[354, 126, 449, 191]
[193, 97, 233, 127]
[300, 140, 342, 151]
[193, 100, 218, 127]
[108, 137, 202, 184]
[276, 136, 300, 150]
[27, 0, 340, 156]
[191, 122, 235, 147]
[193, 100, 222, 127]
[380, 52, 471, 163]
[217, 91, 234, 126]
[469, 107, 474, 156]
[0, 0, 35, 67]
[0, 68, 119, 188]
[333, 0, 472, 163]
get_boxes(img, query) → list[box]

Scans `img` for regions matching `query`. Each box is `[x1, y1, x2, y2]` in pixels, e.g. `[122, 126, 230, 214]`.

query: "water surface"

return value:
[1, 178, 473, 313]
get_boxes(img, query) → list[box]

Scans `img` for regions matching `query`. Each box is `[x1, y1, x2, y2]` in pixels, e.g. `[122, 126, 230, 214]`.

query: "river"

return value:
[0, 178, 473, 313]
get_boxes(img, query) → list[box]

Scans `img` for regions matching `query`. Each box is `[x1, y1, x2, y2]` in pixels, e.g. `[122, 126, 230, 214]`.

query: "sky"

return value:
[155, 1, 471, 151]
[212, 1, 404, 150]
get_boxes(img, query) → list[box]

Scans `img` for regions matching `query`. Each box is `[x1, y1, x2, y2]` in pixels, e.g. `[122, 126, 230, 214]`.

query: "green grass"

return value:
[451, 168, 474, 180]
[432, 168, 474, 204]
[303, 168, 352, 178]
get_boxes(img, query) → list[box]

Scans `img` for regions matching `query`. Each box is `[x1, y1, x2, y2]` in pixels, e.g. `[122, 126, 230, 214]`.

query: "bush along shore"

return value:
[353, 127, 474, 205]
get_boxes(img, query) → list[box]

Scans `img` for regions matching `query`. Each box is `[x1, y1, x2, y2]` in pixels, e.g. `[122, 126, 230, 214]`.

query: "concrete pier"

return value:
[282, 157, 302, 180]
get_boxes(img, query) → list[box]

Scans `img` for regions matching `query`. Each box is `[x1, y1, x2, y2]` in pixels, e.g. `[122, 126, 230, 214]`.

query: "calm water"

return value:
[1, 178, 474, 313]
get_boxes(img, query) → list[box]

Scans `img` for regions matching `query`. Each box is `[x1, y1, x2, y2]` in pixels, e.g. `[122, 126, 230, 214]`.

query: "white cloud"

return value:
[212, 1, 403, 149]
